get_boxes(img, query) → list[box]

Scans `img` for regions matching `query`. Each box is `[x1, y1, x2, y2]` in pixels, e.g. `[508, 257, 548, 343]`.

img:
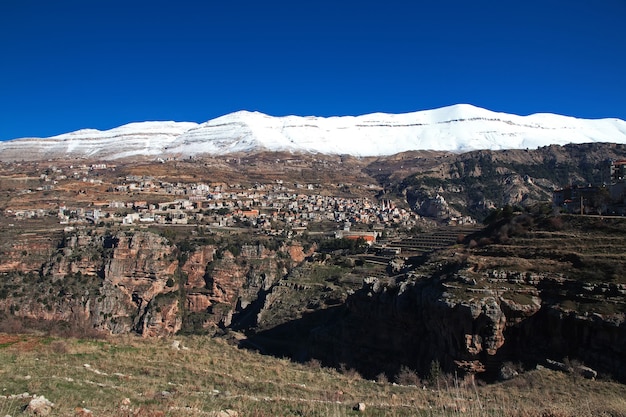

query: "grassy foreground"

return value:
[1, 333, 625, 417]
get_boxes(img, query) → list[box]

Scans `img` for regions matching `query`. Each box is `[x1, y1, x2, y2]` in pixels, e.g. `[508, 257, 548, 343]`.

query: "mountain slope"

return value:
[2, 104, 626, 160]
[0, 121, 199, 161]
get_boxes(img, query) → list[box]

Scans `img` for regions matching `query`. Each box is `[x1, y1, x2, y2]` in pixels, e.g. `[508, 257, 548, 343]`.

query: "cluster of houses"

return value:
[553, 160, 626, 215]
[86, 180, 421, 235]
[4, 163, 423, 238]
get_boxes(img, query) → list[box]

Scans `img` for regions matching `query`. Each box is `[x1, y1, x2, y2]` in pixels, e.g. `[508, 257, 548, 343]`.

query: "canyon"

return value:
[0, 143, 625, 383]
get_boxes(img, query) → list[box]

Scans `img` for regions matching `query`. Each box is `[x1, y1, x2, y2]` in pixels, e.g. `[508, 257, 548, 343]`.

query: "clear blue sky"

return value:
[2, 0, 625, 140]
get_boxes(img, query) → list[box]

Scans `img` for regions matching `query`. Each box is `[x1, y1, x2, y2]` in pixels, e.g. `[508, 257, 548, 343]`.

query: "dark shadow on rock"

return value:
[239, 305, 347, 363]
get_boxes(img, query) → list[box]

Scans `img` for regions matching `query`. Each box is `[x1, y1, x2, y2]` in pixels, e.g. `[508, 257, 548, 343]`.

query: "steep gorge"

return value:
[307, 213, 626, 381]
[1, 201, 626, 382]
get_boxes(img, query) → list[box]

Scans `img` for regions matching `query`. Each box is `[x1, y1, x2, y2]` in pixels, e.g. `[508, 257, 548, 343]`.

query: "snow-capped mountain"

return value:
[0, 121, 199, 161]
[2, 104, 626, 160]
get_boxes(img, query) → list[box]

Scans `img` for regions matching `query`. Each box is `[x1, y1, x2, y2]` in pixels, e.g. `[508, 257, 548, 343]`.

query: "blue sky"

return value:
[1, 0, 625, 140]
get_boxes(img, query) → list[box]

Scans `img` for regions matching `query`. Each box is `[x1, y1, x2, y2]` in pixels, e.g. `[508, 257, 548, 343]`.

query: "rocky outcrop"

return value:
[102, 232, 179, 334]
[309, 262, 626, 381]
[0, 232, 58, 274]
[199, 244, 284, 329]
[44, 233, 107, 279]
[182, 245, 215, 289]
[2, 211, 625, 385]
[411, 193, 462, 220]
[310, 274, 513, 378]
[0, 230, 183, 336]
[140, 294, 182, 337]
[517, 304, 626, 381]
[281, 243, 308, 263]
[395, 143, 626, 220]
[26, 395, 55, 416]
[0, 228, 306, 337]
[186, 293, 212, 313]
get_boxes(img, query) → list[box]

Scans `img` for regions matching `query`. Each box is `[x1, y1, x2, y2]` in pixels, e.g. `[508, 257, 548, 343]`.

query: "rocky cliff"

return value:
[307, 212, 626, 381]
[1, 212, 625, 383]
[0, 228, 304, 337]
[371, 143, 626, 221]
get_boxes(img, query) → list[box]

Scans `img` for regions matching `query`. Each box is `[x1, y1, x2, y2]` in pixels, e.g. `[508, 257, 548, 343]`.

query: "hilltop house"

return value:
[334, 230, 377, 245]
[553, 159, 626, 215]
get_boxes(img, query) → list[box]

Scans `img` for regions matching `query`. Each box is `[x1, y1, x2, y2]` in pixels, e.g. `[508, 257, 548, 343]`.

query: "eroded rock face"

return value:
[518, 304, 626, 381]
[199, 244, 284, 329]
[103, 232, 179, 334]
[0, 230, 180, 335]
[45, 233, 106, 279]
[186, 293, 212, 313]
[282, 243, 308, 263]
[310, 275, 515, 378]
[182, 246, 215, 289]
[310, 268, 626, 381]
[0, 228, 304, 337]
[141, 295, 182, 337]
[3, 215, 624, 384]
[0, 233, 58, 274]
[205, 251, 249, 305]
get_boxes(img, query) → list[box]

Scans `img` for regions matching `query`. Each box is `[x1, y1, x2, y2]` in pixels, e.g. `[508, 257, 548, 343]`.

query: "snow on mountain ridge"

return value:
[50, 121, 200, 140]
[1, 105, 626, 160]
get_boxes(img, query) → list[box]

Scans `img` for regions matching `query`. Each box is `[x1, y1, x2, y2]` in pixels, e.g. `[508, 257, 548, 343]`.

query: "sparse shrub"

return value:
[496, 224, 511, 243]
[376, 372, 389, 384]
[306, 358, 322, 370]
[562, 357, 593, 381]
[0, 314, 25, 333]
[428, 359, 442, 386]
[49, 340, 68, 354]
[339, 363, 362, 381]
[547, 216, 563, 230]
[395, 365, 421, 386]
[55, 317, 105, 340]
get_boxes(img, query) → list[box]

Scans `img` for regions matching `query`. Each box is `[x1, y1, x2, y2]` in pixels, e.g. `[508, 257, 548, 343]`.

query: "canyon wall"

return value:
[308, 252, 626, 381]
[1, 218, 625, 383]
[0, 229, 301, 337]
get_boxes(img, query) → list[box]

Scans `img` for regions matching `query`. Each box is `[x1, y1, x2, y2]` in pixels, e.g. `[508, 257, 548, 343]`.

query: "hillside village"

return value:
[6, 155, 626, 238]
[2, 161, 450, 239]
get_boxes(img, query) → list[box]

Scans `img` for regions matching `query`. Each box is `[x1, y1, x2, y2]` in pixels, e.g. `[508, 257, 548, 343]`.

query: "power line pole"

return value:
[580, 195, 584, 215]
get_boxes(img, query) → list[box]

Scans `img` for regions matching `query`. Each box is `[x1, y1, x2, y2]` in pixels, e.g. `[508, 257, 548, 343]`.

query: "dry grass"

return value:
[1, 333, 625, 416]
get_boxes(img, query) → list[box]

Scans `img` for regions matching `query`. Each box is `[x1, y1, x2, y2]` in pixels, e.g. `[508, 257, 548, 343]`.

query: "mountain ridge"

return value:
[2, 104, 626, 160]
